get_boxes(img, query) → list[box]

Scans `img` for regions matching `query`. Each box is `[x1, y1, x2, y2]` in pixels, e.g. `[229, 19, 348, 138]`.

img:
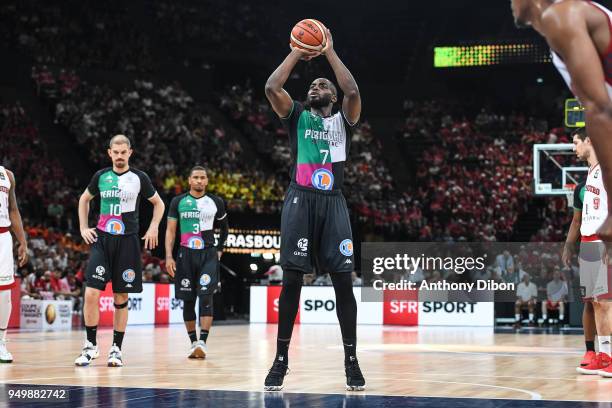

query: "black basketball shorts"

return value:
[174, 246, 220, 300]
[280, 183, 354, 274]
[85, 231, 143, 293]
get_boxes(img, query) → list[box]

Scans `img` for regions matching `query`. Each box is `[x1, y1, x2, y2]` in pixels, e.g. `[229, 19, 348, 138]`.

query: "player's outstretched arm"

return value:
[321, 29, 361, 125]
[543, 4, 612, 216]
[7, 170, 27, 267]
[265, 48, 318, 118]
[78, 189, 97, 245]
[144, 193, 165, 250]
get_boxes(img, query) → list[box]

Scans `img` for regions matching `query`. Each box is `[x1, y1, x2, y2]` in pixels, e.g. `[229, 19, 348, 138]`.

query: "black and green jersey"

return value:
[573, 181, 587, 211]
[167, 193, 227, 249]
[87, 167, 156, 235]
[281, 101, 356, 191]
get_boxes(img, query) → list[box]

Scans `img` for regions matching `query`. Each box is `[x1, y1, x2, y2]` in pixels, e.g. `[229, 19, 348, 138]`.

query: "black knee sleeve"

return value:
[277, 269, 303, 340]
[114, 301, 128, 309]
[331, 273, 357, 341]
[199, 294, 213, 317]
[183, 299, 196, 322]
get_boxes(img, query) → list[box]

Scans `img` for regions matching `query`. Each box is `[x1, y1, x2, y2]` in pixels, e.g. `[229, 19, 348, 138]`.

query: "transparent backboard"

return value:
[533, 143, 588, 197]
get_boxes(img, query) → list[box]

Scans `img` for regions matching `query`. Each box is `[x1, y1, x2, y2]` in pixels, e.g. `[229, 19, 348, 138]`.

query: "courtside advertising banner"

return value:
[249, 286, 492, 326]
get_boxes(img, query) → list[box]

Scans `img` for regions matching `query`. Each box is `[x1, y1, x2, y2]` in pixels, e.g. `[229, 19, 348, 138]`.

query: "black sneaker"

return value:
[345, 358, 366, 391]
[264, 359, 289, 391]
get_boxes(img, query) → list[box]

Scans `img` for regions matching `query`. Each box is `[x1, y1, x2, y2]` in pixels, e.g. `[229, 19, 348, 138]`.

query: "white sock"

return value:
[529, 313, 534, 322]
[600, 336, 611, 356]
[0, 290, 11, 341]
[542, 314, 547, 321]
[559, 314, 564, 320]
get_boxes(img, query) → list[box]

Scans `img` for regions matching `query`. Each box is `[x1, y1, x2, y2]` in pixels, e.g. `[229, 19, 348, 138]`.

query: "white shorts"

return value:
[579, 241, 612, 301]
[0, 232, 14, 289]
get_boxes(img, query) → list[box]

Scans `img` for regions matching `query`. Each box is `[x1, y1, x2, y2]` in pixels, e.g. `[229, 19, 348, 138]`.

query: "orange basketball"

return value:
[290, 19, 327, 51]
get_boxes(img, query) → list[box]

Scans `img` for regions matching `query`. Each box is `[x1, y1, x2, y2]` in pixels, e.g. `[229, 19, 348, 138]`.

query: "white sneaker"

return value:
[107, 345, 123, 367]
[74, 341, 99, 366]
[197, 340, 207, 359]
[189, 340, 206, 359]
[0, 340, 13, 363]
[188, 341, 199, 359]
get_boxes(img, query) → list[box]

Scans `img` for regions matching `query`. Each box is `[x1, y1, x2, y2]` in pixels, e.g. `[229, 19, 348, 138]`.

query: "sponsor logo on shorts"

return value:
[297, 238, 308, 251]
[187, 236, 205, 249]
[93, 265, 106, 281]
[345, 259, 352, 264]
[181, 278, 190, 288]
[106, 219, 125, 235]
[339, 239, 353, 256]
[311, 168, 334, 191]
[294, 238, 308, 257]
[123, 269, 136, 288]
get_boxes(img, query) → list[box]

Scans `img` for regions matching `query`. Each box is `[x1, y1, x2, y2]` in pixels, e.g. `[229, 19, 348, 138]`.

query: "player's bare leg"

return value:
[0, 290, 12, 363]
[108, 293, 128, 367]
[197, 315, 213, 358]
[75, 287, 101, 366]
[581, 302, 597, 366]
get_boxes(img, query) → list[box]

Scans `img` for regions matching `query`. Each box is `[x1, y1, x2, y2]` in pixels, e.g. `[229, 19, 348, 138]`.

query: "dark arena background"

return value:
[0, 0, 611, 407]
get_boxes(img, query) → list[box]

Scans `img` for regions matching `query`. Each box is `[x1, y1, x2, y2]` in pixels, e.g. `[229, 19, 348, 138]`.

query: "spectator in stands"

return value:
[514, 273, 538, 328]
[496, 250, 514, 274]
[34, 271, 56, 300]
[542, 268, 568, 325]
[265, 265, 283, 285]
[313, 274, 332, 286]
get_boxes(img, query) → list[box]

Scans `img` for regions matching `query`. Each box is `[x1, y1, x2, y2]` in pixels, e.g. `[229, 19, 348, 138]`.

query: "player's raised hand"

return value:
[321, 28, 333, 55]
[17, 241, 28, 267]
[142, 226, 159, 250]
[290, 45, 320, 61]
[166, 257, 176, 277]
[80, 227, 98, 245]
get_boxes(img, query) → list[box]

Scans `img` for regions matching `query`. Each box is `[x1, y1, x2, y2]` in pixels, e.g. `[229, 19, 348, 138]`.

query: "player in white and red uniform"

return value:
[511, 0, 612, 241]
[568, 134, 612, 376]
[565, 129, 598, 369]
[0, 166, 28, 363]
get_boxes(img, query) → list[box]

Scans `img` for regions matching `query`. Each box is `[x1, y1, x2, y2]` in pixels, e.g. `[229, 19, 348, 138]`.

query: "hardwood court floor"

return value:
[0, 324, 609, 403]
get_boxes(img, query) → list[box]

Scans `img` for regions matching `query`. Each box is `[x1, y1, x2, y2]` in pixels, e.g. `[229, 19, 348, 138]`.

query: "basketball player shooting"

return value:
[263, 25, 365, 391]
[511, 0, 612, 241]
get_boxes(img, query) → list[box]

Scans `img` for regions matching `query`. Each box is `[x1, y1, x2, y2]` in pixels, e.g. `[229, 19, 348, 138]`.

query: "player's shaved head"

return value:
[321, 78, 337, 96]
[190, 165, 207, 176]
[189, 165, 208, 193]
[109, 134, 131, 148]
